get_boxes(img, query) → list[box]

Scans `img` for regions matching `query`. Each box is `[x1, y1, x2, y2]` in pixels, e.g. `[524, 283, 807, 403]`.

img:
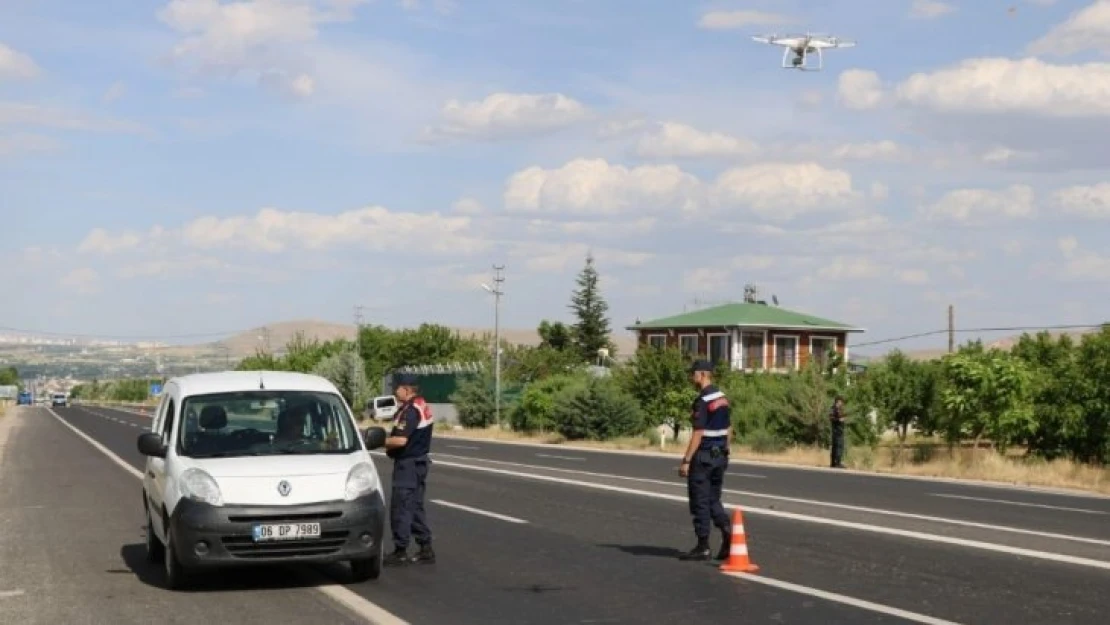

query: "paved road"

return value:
[5, 404, 1110, 625]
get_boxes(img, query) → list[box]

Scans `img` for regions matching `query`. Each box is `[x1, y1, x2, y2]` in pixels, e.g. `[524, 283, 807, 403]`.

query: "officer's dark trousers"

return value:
[830, 426, 845, 467]
[390, 457, 431, 550]
[687, 448, 731, 540]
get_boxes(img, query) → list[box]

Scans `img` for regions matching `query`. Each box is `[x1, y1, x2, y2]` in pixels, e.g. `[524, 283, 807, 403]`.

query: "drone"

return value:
[752, 32, 856, 71]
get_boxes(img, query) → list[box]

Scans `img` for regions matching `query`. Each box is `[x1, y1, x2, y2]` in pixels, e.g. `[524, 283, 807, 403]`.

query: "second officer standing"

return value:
[678, 360, 734, 561]
[382, 372, 435, 566]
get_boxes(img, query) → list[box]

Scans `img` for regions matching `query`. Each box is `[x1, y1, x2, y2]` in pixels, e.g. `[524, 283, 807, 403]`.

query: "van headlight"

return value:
[179, 468, 224, 506]
[344, 463, 379, 501]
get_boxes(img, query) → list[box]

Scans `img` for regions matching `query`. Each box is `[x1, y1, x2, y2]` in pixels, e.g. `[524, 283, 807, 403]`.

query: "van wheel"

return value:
[145, 507, 164, 563]
[350, 545, 383, 582]
[163, 527, 190, 590]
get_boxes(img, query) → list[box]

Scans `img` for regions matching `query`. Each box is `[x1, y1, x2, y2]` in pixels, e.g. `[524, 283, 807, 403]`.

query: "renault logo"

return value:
[277, 480, 291, 497]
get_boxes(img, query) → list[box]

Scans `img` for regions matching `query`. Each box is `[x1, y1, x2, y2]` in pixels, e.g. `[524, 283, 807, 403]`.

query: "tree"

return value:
[863, 350, 938, 448]
[568, 252, 613, 362]
[312, 349, 370, 410]
[501, 344, 582, 384]
[451, 370, 499, 428]
[614, 346, 694, 438]
[550, 376, 645, 441]
[0, 366, 19, 387]
[537, 320, 573, 351]
[939, 347, 1033, 453]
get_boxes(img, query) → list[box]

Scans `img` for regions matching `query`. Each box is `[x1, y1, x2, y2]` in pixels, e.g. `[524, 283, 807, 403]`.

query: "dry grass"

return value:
[435, 425, 1110, 495]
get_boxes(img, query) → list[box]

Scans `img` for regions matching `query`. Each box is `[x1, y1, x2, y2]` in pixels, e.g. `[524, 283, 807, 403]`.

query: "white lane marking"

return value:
[413, 456, 1110, 572]
[47, 408, 411, 625]
[930, 493, 1108, 516]
[0, 589, 25, 599]
[436, 435, 1110, 500]
[446, 445, 480, 451]
[535, 453, 585, 462]
[730, 472, 767, 479]
[431, 499, 528, 524]
[723, 573, 963, 625]
[430, 453, 1110, 547]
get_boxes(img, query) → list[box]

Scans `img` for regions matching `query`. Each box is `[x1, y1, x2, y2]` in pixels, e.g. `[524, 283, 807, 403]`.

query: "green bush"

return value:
[550, 376, 645, 441]
[450, 372, 499, 428]
[510, 372, 588, 433]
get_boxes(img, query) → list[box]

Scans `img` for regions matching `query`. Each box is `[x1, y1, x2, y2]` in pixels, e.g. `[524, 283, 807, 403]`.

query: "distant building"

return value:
[626, 302, 865, 372]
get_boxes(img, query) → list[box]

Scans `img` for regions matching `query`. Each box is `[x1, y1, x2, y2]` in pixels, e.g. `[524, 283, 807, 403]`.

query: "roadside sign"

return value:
[150, 383, 163, 397]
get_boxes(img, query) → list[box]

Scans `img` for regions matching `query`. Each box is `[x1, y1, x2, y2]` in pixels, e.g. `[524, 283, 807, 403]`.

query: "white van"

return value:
[368, 395, 398, 421]
[137, 371, 390, 590]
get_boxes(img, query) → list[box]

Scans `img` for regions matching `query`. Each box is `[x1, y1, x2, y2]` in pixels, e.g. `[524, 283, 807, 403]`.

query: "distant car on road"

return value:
[367, 395, 398, 421]
[50, 393, 68, 407]
[136, 370, 389, 590]
[17, 391, 33, 406]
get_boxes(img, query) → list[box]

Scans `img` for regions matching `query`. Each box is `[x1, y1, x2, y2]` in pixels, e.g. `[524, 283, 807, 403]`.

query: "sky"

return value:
[2, 0, 1110, 357]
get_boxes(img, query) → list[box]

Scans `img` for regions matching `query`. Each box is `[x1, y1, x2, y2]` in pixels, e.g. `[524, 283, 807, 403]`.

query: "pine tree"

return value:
[568, 252, 613, 362]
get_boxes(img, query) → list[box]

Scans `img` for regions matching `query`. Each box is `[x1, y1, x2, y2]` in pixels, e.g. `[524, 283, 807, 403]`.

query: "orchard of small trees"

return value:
[451, 254, 1110, 469]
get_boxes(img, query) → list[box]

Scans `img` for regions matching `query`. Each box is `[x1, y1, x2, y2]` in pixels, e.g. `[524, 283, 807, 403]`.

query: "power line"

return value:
[850, 323, 1107, 350]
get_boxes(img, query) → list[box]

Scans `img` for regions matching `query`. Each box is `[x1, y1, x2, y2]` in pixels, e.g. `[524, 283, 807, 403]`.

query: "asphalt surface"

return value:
[5, 403, 1110, 625]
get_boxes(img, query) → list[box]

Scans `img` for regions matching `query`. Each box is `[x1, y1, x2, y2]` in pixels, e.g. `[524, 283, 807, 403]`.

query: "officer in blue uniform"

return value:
[829, 395, 846, 468]
[383, 372, 435, 566]
[678, 360, 733, 561]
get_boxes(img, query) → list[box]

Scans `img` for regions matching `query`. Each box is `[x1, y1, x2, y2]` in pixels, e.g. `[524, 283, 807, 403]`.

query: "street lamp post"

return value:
[481, 265, 505, 429]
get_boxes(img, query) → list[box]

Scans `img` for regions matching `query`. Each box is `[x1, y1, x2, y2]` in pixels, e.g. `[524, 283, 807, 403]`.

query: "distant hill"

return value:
[201, 319, 640, 359]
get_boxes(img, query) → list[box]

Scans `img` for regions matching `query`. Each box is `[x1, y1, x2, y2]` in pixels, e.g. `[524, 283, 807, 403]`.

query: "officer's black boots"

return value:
[412, 543, 435, 564]
[679, 540, 711, 561]
[383, 547, 411, 566]
[715, 532, 731, 561]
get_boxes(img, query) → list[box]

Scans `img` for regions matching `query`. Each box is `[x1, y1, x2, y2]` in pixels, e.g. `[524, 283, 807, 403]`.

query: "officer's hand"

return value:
[679, 462, 689, 478]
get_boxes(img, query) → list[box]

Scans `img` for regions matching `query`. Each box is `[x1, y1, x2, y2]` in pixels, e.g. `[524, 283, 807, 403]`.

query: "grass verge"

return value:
[434, 425, 1110, 495]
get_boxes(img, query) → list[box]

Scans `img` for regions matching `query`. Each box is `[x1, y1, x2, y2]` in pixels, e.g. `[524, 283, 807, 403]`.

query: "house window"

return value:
[773, 336, 799, 370]
[647, 334, 667, 349]
[810, 336, 838, 369]
[679, 334, 699, 357]
[741, 332, 764, 370]
[707, 333, 730, 365]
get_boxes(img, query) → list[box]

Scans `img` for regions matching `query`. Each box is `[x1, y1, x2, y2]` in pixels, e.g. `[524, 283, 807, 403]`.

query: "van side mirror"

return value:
[137, 432, 167, 458]
[363, 426, 387, 450]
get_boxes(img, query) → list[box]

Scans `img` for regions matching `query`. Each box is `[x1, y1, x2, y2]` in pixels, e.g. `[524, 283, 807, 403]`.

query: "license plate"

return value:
[252, 522, 322, 542]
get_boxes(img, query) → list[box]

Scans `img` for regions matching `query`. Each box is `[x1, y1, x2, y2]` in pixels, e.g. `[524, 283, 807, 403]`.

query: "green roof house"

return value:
[626, 302, 865, 372]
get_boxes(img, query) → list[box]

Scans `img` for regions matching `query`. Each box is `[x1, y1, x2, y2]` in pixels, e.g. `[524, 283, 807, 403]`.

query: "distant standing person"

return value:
[829, 395, 846, 469]
[383, 372, 435, 566]
[678, 360, 733, 561]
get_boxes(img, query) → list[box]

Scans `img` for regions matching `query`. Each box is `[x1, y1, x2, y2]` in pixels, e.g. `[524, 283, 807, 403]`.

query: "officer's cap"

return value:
[687, 359, 713, 373]
[392, 372, 419, 388]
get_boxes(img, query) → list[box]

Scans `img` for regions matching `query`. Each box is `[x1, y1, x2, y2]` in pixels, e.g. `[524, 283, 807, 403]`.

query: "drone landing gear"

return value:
[781, 47, 823, 71]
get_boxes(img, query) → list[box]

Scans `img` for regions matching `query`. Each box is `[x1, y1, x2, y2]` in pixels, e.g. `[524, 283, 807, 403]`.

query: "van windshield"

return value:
[177, 390, 361, 459]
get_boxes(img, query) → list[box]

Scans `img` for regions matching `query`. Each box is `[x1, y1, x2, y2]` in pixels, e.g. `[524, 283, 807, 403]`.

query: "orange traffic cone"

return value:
[719, 507, 759, 573]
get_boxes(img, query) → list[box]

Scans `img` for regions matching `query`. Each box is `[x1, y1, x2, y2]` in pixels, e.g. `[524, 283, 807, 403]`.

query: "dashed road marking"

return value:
[431, 499, 528, 524]
[930, 493, 1108, 515]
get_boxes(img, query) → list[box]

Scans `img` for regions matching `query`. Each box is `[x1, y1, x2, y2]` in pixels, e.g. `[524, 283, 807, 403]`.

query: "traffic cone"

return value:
[719, 507, 760, 573]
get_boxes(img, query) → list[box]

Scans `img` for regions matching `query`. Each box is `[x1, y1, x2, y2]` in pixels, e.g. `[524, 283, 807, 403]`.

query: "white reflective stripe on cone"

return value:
[731, 544, 749, 555]
[733, 524, 744, 534]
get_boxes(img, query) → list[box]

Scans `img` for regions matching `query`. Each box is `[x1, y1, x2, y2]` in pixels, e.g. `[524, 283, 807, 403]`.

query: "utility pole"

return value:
[947, 305, 955, 354]
[491, 265, 505, 429]
[353, 305, 364, 408]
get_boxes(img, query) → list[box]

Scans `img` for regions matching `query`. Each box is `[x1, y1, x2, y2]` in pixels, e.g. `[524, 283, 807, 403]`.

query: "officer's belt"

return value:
[701, 429, 729, 437]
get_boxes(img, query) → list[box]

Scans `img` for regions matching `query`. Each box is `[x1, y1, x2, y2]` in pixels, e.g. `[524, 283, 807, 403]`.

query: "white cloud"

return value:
[909, 0, 956, 19]
[502, 158, 863, 222]
[511, 242, 653, 273]
[816, 256, 883, 281]
[181, 206, 483, 254]
[697, 10, 793, 30]
[0, 133, 61, 157]
[451, 197, 486, 215]
[922, 184, 1036, 223]
[1028, 0, 1110, 56]
[502, 158, 701, 216]
[682, 267, 731, 293]
[523, 217, 656, 237]
[102, 82, 127, 104]
[710, 162, 861, 220]
[78, 228, 146, 254]
[1053, 235, 1110, 280]
[898, 269, 931, 284]
[423, 92, 590, 141]
[837, 69, 884, 110]
[634, 122, 757, 159]
[259, 70, 315, 98]
[0, 43, 40, 81]
[1050, 182, 1110, 218]
[0, 102, 149, 135]
[61, 268, 101, 295]
[895, 58, 1110, 117]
